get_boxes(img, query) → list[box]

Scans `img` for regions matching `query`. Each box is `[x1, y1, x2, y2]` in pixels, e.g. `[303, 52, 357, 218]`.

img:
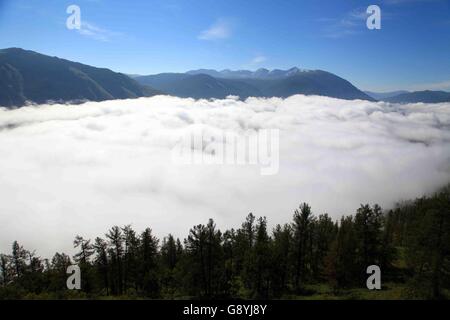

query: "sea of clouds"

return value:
[0, 94, 449, 257]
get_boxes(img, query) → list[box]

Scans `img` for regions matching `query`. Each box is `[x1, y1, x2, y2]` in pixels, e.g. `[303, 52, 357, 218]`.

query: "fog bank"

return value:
[0, 95, 449, 257]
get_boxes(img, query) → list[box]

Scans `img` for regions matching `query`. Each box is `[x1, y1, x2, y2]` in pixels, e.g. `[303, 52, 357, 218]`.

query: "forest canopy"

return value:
[1, 185, 449, 300]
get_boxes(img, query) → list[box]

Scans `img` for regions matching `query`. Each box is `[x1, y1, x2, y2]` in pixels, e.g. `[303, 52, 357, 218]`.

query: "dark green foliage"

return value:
[139, 228, 159, 297]
[292, 203, 314, 291]
[353, 204, 385, 280]
[387, 186, 450, 298]
[326, 216, 359, 288]
[160, 234, 182, 298]
[0, 186, 449, 299]
[183, 219, 224, 297]
[271, 224, 292, 297]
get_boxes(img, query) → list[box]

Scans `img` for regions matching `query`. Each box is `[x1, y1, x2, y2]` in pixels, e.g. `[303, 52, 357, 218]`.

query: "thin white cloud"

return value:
[0, 95, 449, 257]
[319, 8, 367, 38]
[198, 19, 232, 40]
[77, 21, 122, 42]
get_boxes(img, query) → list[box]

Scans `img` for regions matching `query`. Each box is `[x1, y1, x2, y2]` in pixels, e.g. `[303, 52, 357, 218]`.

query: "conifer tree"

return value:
[106, 226, 124, 295]
[271, 224, 292, 296]
[93, 237, 109, 295]
[0, 254, 10, 286]
[293, 203, 314, 291]
[139, 228, 159, 297]
[252, 217, 271, 298]
[122, 225, 140, 291]
[326, 216, 358, 288]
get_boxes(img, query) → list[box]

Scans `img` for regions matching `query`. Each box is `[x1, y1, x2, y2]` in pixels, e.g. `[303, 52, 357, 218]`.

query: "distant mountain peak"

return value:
[286, 67, 304, 75]
[185, 67, 311, 79]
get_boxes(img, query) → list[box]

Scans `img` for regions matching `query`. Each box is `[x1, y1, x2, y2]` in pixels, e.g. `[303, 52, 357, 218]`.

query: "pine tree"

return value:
[311, 214, 336, 280]
[271, 224, 292, 296]
[185, 219, 224, 297]
[160, 234, 179, 297]
[11, 241, 27, 278]
[252, 216, 271, 298]
[106, 226, 124, 295]
[73, 235, 94, 264]
[354, 204, 383, 279]
[139, 228, 159, 297]
[292, 203, 314, 291]
[222, 229, 235, 297]
[48, 252, 71, 292]
[0, 254, 10, 286]
[93, 237, 109, 295]
[122, 225, 140, 292]
[326, 216, 358, 288]
[233, 213, 256, 294]
[161, 234, 178, 270]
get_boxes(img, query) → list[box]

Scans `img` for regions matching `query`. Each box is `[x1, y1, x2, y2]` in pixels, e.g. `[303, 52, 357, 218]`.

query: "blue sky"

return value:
[0, 0, 449, 91]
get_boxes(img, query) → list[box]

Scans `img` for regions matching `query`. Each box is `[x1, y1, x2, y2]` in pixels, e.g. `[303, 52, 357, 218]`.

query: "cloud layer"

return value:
[0, 95, 449, 257]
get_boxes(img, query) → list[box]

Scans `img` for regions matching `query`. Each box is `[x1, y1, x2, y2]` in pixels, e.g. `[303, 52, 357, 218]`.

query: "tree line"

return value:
[0, 186, 449, 299]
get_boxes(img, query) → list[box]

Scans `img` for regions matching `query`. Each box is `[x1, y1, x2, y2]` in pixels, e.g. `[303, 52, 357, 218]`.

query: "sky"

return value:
[0, 0, 449, 91]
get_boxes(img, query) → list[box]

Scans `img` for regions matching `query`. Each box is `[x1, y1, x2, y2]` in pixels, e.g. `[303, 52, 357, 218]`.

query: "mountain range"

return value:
[1, 48, 449, 108]
[135, 68, 375, 101]
[0, 48, 160, 108]
[365, 90, 450, 103]
[185, 67, 310, 79]
[384, 90, 450, 103]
